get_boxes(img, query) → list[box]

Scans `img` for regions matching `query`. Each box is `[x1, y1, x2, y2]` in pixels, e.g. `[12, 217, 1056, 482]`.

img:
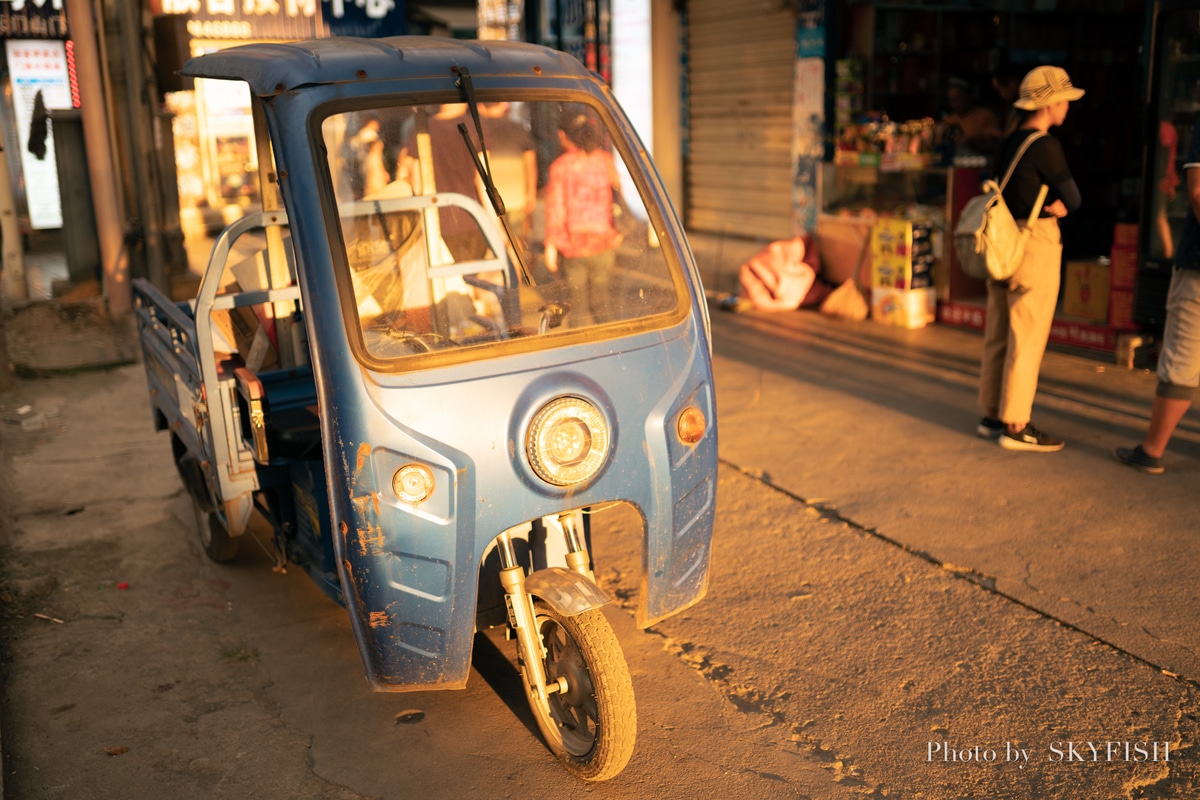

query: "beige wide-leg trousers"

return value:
[978, 217, 1062, 425]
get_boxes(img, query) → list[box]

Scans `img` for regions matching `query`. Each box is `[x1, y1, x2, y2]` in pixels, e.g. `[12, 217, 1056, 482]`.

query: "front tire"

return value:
[523, 601, 636, 781]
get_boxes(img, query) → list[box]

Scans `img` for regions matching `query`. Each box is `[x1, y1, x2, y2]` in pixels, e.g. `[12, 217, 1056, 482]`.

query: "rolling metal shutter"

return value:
[686, 0, 796, 240]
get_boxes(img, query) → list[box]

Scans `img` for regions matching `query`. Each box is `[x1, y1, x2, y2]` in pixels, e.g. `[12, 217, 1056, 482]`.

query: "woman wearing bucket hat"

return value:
[976, 65, 1084, 452]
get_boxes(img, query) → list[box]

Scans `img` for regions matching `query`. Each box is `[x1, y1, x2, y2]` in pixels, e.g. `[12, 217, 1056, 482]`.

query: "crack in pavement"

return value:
[605, 462, 1199, 798]
[720, 457, 1200, 692]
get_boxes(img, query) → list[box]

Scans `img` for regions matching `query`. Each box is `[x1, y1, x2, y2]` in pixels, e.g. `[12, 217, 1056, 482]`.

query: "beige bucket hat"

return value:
[1013, 65, 1085, 110]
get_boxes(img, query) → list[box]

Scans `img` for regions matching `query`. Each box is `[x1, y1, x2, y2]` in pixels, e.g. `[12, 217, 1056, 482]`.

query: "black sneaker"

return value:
[976, 417, 1004, 439]
[1112, 445, 1164, 475]
[998, 423, 1064, 452]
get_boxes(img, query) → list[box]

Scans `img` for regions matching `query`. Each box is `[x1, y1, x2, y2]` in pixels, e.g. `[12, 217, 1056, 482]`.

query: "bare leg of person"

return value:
[1142, 395, 1192, 458]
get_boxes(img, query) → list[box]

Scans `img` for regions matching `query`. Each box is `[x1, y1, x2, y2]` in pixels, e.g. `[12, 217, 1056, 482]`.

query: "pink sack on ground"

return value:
[738, 236, 817, 311]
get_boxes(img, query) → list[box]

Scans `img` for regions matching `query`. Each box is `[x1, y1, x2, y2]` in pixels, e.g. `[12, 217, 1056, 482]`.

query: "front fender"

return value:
[525, 567, 611, 617]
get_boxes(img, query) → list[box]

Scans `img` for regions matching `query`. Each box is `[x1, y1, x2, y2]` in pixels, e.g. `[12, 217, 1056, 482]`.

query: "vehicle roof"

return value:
[179, 36, 593, 96]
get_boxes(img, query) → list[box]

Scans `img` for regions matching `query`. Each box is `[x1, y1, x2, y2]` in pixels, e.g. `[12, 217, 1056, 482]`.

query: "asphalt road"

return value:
[1, 308, 1197, 798]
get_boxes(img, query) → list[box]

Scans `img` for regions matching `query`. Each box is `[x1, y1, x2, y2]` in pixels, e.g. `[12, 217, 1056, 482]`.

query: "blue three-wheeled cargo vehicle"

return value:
[134, 36, 717, 780]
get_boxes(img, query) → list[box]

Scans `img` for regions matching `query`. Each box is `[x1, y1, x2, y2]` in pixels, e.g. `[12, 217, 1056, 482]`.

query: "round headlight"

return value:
[526, 396, 610, 486]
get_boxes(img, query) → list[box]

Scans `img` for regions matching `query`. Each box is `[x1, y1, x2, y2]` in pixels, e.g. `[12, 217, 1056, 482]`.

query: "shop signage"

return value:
[6, 38, 70, 229]
[155, 0, 406, 40]
[938, 302, 1118, 352]
[324, 0, 405, 38]
[159, 0, 321, 40]
[0, 0, 69, 39]
[938, 302, 987, 330]
[1048, 320, 1116, 351]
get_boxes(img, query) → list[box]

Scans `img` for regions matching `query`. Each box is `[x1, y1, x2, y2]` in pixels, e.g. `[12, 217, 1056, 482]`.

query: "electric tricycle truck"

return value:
[133, 36, 716, 781]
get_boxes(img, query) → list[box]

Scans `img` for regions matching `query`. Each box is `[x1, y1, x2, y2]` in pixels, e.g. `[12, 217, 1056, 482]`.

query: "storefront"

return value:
[153, 0, 406, 232]
[668, 0, 1158, 350]
[817, 0, 1150, 352]
[154, 1, 321, 228]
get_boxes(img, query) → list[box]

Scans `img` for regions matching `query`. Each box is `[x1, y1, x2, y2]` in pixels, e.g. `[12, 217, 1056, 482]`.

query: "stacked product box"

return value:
[870, 218, 937, 328]
[1108, 223, 1138, 330]
[871, 218, 934, 289]
[1062, 259, 1111, 322]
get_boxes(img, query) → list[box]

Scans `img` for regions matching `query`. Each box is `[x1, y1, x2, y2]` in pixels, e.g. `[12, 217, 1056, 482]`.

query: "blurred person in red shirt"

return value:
[544, 110, 624, 323]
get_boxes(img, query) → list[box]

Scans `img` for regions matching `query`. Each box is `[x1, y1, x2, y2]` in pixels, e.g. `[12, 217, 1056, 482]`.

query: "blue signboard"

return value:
[323, 0, 406, 37]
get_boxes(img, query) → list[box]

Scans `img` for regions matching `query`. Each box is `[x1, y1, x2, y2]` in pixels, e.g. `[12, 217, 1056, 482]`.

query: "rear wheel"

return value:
[191, 495, 239, 563]
[522, 601, 636, 781]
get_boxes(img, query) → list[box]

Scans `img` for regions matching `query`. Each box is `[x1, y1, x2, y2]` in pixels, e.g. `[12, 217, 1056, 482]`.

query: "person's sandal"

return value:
[1112, 445, 1164, 475]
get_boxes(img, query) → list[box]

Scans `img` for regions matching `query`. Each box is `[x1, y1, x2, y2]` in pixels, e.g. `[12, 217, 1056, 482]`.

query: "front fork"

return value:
[498, 511, 594, 703]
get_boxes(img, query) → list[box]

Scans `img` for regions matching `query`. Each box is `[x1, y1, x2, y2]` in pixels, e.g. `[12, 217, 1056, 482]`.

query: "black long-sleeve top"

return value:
[995, 128, 1082, 220]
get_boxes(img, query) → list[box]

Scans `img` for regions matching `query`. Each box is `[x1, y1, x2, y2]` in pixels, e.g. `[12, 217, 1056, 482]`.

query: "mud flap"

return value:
[221, 491, 254, 536]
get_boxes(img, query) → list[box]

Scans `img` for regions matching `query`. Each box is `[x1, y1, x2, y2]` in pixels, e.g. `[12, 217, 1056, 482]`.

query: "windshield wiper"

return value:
[454, 67, 535, 287]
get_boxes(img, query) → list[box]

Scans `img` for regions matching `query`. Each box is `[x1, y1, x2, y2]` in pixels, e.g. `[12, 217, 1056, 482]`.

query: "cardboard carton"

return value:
[871, 218, 936, 290]
[1110, 287, 1136, 330]
[1113, 222, 1138, 247]
[1109, 249, 1138, 291]
[1062, 260, 1110, 323]
[210, 302, 280, 372]
[871, 286, 936, 329]
[1109, 223, 1138, 290]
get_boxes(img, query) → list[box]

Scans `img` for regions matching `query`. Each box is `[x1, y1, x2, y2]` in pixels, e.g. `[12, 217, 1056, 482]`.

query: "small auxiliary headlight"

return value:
[393, 464, 435, 505]
[676, 406, 706, 444]
[526, 396, 610, 486]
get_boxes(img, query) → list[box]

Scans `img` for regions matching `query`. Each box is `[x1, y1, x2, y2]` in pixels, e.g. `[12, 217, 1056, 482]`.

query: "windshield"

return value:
[320, 100, 684, 366]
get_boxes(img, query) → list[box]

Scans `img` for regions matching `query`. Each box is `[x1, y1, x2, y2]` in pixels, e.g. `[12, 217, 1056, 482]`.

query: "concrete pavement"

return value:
[709, 304, 1200, 687]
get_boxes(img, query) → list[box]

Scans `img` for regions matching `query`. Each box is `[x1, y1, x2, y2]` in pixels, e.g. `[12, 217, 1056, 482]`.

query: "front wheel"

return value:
[523, 601, 636, 781]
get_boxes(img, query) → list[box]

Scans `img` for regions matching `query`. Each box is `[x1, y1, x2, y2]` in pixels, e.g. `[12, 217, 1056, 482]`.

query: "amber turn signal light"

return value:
[676, 406, 706, 444]
[393, 464, 435, 505]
